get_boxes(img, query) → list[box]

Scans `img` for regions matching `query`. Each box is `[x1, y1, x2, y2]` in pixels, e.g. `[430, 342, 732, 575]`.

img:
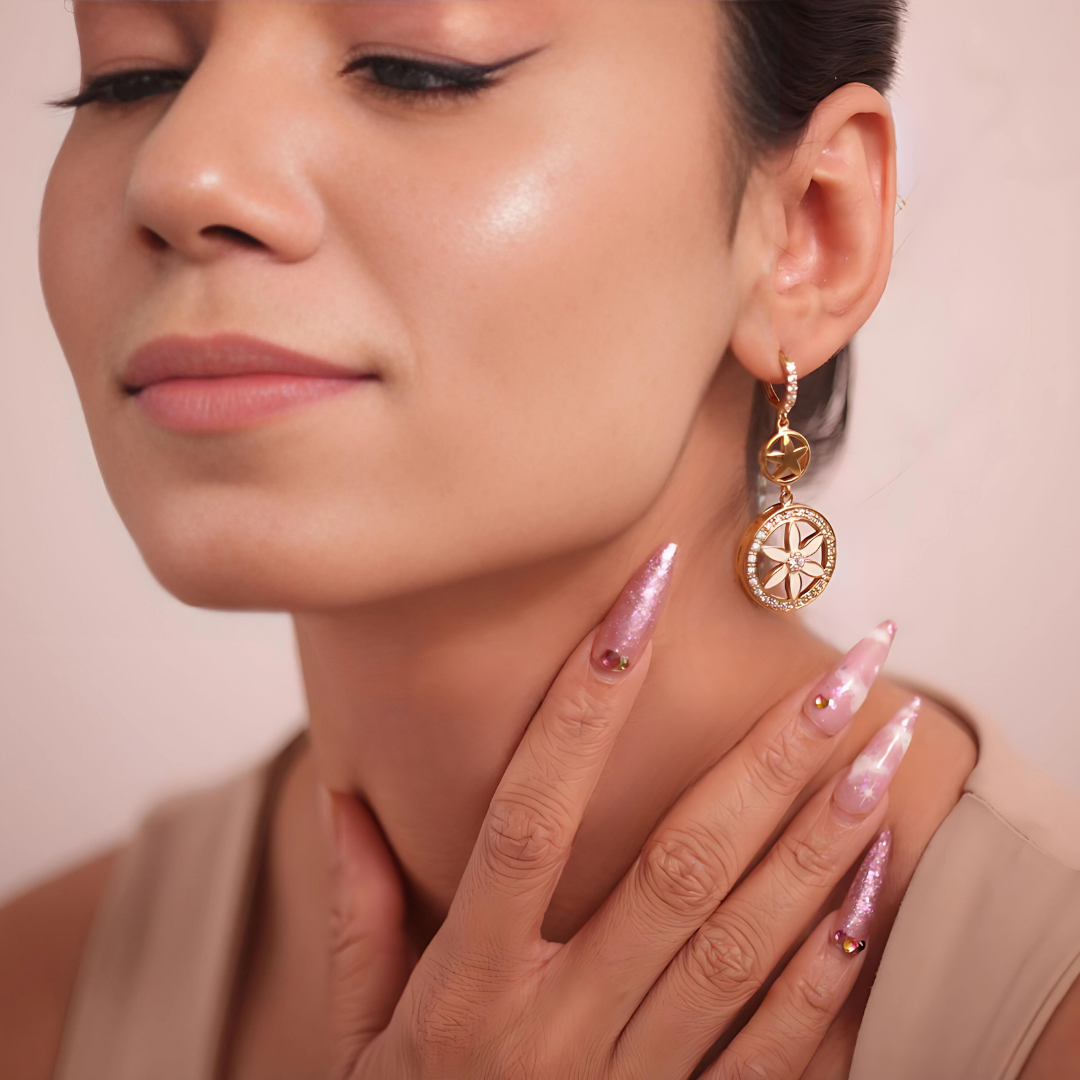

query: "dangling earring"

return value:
[737, 353, 836, 611]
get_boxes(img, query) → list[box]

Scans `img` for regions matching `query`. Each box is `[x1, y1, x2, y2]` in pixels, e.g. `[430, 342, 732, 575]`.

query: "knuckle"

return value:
[328, 898, 360, 957]
[409, 985, 479, 1061]
[717, 1043, 794, 1080]
[773, 828, 839, 890]
[638, 827, 732, 919]
[328, 913, 371, 989]
[686, 914, 766, 998]
[482, 792, 568, 877]
[786, 970, 838, 1028]
[538, 682, 615, 756]
[742, 721, 811, 802]
[406, 955, 502, 1064]
[327, 894, 382, 984]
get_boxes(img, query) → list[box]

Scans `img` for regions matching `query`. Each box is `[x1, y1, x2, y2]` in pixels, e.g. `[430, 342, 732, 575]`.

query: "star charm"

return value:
[761, 521, 825, 601]
[765, 433, 810, 484]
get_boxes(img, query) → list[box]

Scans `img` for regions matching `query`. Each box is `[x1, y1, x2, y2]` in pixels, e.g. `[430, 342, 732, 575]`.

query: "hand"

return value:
[322, 544, 912, 1079]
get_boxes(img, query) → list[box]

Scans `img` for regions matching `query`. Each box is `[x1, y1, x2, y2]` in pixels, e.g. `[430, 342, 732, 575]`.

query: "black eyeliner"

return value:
[340, 46, 544, 86]
[49, 45, 545, 111]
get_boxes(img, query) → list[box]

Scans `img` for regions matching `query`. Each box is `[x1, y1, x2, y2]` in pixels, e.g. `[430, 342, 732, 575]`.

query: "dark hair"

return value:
[720, 0, 905, 493]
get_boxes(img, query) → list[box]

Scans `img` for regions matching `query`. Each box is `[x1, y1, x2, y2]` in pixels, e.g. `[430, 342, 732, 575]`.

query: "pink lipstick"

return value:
[124, 333, 375, 433]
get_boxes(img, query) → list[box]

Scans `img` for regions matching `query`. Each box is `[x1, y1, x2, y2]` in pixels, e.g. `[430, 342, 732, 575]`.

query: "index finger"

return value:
[444, 543, 678, 957]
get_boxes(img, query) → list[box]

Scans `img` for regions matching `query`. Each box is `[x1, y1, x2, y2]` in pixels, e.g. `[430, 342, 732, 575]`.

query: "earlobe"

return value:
[729, 84, 897, 385]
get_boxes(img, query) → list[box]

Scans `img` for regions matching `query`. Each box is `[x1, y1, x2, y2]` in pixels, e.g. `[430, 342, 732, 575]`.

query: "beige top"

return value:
[54, 714, 1080, 1080]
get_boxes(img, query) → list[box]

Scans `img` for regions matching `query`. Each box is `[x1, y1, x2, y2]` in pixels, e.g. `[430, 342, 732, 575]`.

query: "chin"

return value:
[113, 486, 375, 612]
[134, 525, 343, 613]
[116, 489, 542, 615]
[136, 532, 438, 613]
[120, 481, 651, 616]
[95, 404, 684, 614]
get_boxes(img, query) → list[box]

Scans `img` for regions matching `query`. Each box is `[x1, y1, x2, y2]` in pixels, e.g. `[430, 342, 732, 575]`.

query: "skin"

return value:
[2, 0, 1076, 1076]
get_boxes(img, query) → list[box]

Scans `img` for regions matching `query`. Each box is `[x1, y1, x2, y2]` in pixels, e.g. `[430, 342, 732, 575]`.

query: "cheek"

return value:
[337, 75, 736, 548]
[41, 122, 150, 420]
[39, 122, 198, 569]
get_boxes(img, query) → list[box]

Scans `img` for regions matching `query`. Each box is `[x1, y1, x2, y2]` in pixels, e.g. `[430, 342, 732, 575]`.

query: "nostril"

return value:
[201, 224, 265, 248]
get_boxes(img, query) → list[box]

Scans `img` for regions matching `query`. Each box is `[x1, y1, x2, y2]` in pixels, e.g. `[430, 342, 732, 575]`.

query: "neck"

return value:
[295, 362, 836, 941]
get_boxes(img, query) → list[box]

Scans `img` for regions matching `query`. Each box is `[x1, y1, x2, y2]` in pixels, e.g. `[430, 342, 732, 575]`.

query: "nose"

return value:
[124, 43, 325, 264]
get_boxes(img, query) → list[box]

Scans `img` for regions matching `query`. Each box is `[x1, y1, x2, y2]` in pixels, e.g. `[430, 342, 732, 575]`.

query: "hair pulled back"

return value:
[721, 0, 905, 488]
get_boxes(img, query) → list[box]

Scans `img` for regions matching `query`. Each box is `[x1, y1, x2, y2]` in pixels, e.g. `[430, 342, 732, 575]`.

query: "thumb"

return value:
[321, 788, 412, 1078]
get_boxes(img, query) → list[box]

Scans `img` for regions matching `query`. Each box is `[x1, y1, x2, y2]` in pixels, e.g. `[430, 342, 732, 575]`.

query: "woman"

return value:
[2, 0, 1078, 1077]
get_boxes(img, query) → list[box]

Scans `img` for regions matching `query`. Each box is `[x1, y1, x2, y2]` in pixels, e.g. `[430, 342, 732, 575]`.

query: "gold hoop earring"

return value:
[736, 354, 836, 611]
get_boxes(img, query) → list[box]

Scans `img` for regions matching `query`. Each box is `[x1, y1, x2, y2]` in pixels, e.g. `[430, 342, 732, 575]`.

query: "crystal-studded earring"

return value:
[736, 354, 837, 611]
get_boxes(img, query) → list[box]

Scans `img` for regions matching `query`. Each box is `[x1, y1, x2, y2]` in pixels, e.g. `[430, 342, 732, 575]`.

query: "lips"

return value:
[124, 333, 374, 433]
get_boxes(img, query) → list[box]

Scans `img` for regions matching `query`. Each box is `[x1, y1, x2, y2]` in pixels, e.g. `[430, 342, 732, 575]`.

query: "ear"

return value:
[728, 83, 897, 383]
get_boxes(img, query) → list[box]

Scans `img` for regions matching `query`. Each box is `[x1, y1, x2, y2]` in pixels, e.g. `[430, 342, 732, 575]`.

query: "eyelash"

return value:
[52, 68, 188, 109]
[345, 54, 501, 102]
[51, 54, 501, 111]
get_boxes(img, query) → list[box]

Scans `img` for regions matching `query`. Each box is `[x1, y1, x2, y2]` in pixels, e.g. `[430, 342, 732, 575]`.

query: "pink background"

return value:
[2, 0, 1078, 898]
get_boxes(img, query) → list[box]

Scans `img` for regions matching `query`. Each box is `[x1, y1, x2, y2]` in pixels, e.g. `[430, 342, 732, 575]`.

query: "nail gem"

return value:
[804, 621, 896, 736]
[834, 698, 920, 816]
[833, 830, 891, 955]
[591, 543, 678, 673]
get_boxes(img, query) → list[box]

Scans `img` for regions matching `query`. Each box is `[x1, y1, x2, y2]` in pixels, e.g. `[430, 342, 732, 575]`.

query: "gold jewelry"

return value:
[737, 354, 836, 611]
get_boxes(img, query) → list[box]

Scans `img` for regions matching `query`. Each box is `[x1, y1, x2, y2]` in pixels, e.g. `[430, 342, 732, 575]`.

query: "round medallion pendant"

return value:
[737, 503, 837, 611]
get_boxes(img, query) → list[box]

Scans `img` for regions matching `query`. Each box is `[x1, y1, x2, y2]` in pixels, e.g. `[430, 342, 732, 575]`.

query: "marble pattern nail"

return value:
[834, 698, 920, 816]
[804, 621, 896, 736]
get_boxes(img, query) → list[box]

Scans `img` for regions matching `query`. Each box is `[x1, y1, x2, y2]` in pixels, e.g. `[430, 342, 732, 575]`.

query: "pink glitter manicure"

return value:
[804, 621, 896, 736]
[834, 698, 920, 816]
[833, 830, 891, 955]
[591, 543, 678, 674]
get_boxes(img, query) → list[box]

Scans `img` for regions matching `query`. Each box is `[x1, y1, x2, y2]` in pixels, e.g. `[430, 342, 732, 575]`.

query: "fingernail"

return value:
[833, 829, 891, 955]
[592, 542, 678, 673]
[834, 698, 919, 816]
[804, 621, 896, 736]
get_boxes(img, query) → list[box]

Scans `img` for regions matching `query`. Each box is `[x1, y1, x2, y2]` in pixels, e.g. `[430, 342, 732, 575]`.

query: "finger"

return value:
[563, 623, 896, 1011]
[623, 706, 914, 1077]
[324, 790, 413, 1080]
[702, 906, 870, 1080]
[444, 543, 677, 958]
[702, 832, 891, 1080]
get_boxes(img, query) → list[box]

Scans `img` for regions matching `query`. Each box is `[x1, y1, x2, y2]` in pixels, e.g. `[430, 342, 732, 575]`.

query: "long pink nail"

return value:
[833, 830, 891, 955]
[592, 543, 678, 674]
[833, 698, 919, 815]
[804, 621, 896, 736]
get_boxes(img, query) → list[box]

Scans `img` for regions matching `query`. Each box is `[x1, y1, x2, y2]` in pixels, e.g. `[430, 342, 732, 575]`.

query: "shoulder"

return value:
[914, 695, 1080, 1078]
[971, 716, 1080, 1079]
[1020, 972, 1080, 1078]
[847, 687, 1080, 1078]
[960, 703, 1080, 869]
[0, 850, 119, 1080]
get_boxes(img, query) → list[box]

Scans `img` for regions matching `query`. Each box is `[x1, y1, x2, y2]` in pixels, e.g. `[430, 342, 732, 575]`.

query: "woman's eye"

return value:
[53, 50, 532, 111]
[343, 55, 499, 100]
[53, 69, 189, 110]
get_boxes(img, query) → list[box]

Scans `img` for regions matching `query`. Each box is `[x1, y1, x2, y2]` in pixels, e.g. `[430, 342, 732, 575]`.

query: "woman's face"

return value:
[41, 0, 753, 609]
